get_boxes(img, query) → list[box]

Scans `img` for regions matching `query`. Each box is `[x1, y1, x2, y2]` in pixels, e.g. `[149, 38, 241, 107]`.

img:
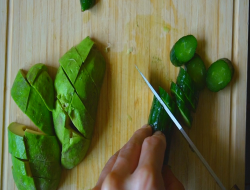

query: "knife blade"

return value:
[135, 65, 226, 190]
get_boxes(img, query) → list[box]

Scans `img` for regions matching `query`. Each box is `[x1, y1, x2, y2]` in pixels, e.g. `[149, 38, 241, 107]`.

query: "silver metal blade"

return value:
[135, 65, 226, 190]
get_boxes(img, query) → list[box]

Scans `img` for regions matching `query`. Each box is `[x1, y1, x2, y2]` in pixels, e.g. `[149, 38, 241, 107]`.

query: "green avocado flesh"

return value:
[52, 100, 68, 144]
[11, 70, 31, 113]
[29, 159, 62, 180]
[12, 167, 60, 190]
[83, 48, 106, 90]
[24, 130, 60, 162]
[25, 87, 54, 135]
[31, 70, 55, 111]
[10, 123, 61, 189]
[68, 93, 95, 139]
[54, 66, 75, 112]
[74, 59, 99, 120]
[59, 47, 83, 84]
[34, 177, 60, 190]
[53, 100, 91, 169]
[12, 156, 62, 180]
[26, 63, 48, 85]
[75, 36, 94, 63]
[52, 36, 106, 169]
[62, 136, 91, 169]
[11, 156, 32, 176]
[8, 122, 27, 159]
[11, 65, 54, 135]
[12, 167, 36, 190]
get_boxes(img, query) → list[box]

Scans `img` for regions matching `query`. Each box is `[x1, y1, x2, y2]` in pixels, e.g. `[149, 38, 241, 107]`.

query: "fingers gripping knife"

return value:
[135, 65, 229, 190]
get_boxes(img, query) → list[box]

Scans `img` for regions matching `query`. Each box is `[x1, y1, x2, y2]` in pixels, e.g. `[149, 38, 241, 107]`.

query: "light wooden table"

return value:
[0, 0, 248, 189]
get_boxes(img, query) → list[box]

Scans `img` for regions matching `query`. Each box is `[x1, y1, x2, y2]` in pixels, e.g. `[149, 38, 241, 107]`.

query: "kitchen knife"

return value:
[135, 65, 226, 190]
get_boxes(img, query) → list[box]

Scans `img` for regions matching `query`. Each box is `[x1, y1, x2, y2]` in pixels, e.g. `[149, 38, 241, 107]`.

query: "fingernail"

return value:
[142, 124, 151, 128]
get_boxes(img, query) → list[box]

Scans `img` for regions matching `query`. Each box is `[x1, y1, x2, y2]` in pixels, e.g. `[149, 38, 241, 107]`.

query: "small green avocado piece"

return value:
[31, 70, 55, 111]
[24, 130, 60, 162]
[12, 167, 36, 190]
[25, 87, 54, 135]
[33, 177, 60, 190]
[75, 36, 94, 63]
[11, 70, 31, 113]
[83, 47, 106, 91]
[11, 155, 32, 176]
[29, 159, 62, 180]
[8, 122, 27, 159]
[26, 63, 48, 85]
[12, 155, 62, 180]
[54, 66, 75, 112]
[12, 166, 60, 190]
[74, 61, 99, 119]
[68, 93, 95, 139]
[52, 100, 69, 144]
[61, 135, 91, 169]
[53, 100, 91, 169]
[59, 47, 83, 84]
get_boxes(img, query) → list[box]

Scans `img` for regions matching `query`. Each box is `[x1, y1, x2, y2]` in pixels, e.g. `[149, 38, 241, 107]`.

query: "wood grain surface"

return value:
[0, 0, 8, 188]
[0, 0, 248, 189]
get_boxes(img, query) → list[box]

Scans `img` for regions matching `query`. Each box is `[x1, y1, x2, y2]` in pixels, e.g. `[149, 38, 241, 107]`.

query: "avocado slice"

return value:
[53, 100, 91, 169]
[11, 155, 32, 176]
[8, 122, 27, 159]
[26, 63, 48, 85]
[12, 154, 61, 180]
[11, 70, 31, 113]
[24, 129, 60, 162]
[33, 177, 60, 190]
[25, 87, 54, 135]
[83, 48, 106, 91]
[75, 36, 94, 63]
[61, 135, 91, 169]
[59, 47, 83, 84]
[68, 93, 95, 139]
[74, 62, 99, 119]
[52, 100, 69, 144]
[54, 66, 75, 112]
[12, 167, 36, 190]
[12, 167, 60, 190]
[29, 159, 62, 180]
[31, 70, 55, 111]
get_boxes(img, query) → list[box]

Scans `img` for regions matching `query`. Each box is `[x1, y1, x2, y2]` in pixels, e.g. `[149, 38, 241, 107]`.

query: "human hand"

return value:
[92, 124, 184, 190]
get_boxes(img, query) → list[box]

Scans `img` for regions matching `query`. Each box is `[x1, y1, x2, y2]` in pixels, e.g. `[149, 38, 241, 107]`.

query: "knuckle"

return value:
[134, 127, 148, 137]
[138, 165, 155, 175]
[144, 135, 166, 148]
[102, 172, 121, 190]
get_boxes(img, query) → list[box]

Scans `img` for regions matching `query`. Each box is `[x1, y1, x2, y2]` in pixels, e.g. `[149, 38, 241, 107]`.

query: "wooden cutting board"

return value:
[0, 0, 248, 189]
